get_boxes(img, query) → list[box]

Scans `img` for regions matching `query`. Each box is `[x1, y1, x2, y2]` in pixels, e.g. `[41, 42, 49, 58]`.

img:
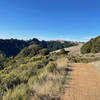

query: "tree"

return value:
[39, 49, 49, 56]
[18, 44, 41, 57]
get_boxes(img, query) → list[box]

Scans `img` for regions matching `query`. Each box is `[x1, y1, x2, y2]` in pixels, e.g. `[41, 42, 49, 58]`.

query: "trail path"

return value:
[63, 63, 100, 100]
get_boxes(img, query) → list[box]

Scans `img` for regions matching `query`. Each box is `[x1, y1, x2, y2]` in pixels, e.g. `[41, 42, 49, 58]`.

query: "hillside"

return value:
[0, 37, 100, 100]
[0, 38, 77, 57]
[0, 43, 70, 100]
[81, 36, 100, 54]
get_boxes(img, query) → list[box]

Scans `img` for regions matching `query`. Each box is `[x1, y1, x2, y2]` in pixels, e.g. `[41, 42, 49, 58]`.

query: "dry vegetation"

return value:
[30, 57, 70, 100]
[2, 37, 100, 100]
[2, 54, 71, 100]
[0, 43, 74, 100]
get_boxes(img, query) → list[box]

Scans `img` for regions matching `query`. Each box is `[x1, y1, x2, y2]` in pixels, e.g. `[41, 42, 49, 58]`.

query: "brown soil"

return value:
[63, 63, 100, 100]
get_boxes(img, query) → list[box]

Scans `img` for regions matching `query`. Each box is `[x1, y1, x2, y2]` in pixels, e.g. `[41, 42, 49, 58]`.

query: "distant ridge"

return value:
[0, 38, 77, 57]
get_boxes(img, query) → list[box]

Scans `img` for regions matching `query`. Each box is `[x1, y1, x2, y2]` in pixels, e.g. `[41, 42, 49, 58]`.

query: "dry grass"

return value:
[56, 57, 68, 69]
[30, 57, 69, 100]
[3, 56, 70, 100]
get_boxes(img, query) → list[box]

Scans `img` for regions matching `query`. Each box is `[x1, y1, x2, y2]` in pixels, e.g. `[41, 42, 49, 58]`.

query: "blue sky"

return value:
[0, 0, 100, 41]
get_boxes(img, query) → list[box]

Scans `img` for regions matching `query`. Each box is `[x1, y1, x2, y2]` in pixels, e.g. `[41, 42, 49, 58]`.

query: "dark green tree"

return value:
[39, 49, 49, 56]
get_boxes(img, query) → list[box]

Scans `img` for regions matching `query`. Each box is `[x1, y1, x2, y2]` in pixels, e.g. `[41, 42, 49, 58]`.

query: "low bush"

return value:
[3, 84, 34, 100]
[39, 49, 49, 56]
[67, 55, 97, 63]
[46, 62, 57, 72]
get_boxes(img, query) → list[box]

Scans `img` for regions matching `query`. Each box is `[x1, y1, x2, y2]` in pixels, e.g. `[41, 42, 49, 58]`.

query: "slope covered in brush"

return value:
[81, 36, 100, 54]
[0, 44, 69, 100]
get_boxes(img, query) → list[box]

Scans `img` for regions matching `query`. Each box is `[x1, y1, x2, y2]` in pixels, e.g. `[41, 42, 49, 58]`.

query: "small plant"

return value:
[46, 62, 57, 72]
[3, 84, 34, 100]
[67, 55, 97, 63]
[39, 49, 49, 56]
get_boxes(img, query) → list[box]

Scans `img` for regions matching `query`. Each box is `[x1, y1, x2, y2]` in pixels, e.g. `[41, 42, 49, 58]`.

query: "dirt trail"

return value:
[63, 63, 100, 100]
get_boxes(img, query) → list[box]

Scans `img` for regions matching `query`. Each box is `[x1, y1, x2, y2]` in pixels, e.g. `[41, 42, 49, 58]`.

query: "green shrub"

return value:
[34, 59, 49, 69]
[28, 76, 38, 87]
[81, 36, 100, 54]
[3, 84, 34, 100]
[29, 56, 43, 62]
[67, 55, 97, 63]
[39, 49, 49, 56]
[46, 62, 57, 72]
[18, 44, 41, 57]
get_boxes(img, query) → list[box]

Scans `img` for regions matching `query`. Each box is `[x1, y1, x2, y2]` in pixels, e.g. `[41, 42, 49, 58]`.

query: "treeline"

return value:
[81, 36, 100, 54]
[0, 38, 77, 57]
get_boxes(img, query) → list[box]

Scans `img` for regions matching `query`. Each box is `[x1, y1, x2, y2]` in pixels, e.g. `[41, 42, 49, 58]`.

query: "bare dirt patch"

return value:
[63, 63, 100, 100]
[53, 43, 83, 55]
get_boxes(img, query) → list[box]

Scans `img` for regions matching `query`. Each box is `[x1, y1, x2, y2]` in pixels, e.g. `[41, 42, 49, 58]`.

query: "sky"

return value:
[0, 0, 100, 42]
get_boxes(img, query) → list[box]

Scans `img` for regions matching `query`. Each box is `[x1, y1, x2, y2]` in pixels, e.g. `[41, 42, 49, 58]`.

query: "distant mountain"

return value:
[0, 39, 27, 57]
[0, 38, 77, 57]
[81, 36, 100, 54]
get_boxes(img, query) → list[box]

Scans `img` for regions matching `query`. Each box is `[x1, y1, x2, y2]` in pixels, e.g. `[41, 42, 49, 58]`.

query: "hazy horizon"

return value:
[0, 35, 98, 42]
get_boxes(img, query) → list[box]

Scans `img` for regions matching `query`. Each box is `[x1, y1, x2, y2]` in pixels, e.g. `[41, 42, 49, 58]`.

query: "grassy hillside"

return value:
[0, 38, 77, 57]
[0, 44, 70, 100]
[81, 36, 100, 54]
